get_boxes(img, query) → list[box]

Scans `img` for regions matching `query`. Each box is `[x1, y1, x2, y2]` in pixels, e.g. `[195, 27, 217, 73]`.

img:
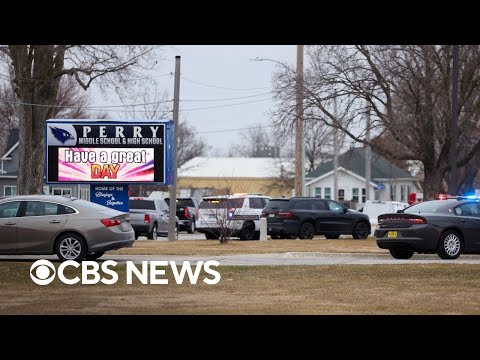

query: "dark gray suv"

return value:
[262, 197, 371, 240]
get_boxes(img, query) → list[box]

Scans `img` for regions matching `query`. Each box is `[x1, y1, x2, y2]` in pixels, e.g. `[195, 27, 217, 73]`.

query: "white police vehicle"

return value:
[196, 194, 270, 240]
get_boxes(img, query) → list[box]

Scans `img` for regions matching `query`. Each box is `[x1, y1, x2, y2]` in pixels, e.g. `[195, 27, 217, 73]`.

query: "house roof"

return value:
[179, 157, 293, 178]
[3, 129, 19, 157]
[306, 147, 415, 180]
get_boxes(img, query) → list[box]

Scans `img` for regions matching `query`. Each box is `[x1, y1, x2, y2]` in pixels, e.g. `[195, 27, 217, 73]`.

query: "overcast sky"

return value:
[92, 45, 297, 155]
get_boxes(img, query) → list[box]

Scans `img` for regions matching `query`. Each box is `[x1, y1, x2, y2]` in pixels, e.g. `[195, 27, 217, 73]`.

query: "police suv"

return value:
[196, 194, 271, 240]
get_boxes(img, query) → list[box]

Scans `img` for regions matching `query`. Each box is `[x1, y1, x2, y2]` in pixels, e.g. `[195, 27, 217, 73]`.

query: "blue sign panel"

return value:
[90, 184, 129, 212]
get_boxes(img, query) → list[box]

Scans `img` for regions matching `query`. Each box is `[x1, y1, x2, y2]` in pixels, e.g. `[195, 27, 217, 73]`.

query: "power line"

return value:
[178, 97, 273, 112]
[181, 76, 271, 91]
[181, 92, 272, 102]
[197, 125, 273, 134]
[0, 72, 173, 84]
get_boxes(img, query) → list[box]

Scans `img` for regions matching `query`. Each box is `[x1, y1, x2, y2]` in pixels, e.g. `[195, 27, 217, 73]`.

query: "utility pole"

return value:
[295, 45, 304, 197]
[333, 98, 338, 201]
[365, 100, 371, 202]
[168, 56, 181, 241]
[449, 45, 459, 196]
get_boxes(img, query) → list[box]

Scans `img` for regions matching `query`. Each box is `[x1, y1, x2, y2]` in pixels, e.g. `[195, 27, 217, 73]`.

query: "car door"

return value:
[0, 200, 23, 253]
[17, 201, 67, 253]
[156, 200, 169, 233]
[312, 200, 330, 232]
[453, 203, 480, 250]
[325, 200, 351, 233]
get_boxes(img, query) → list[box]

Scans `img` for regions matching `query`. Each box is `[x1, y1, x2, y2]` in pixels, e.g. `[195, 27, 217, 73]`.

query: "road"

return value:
[3, 252, 480, 265]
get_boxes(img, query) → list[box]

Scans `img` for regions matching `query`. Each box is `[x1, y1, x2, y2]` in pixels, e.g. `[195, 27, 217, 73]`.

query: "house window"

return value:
[314, 187, 322, 198]
[4, 186, 17, 197]
[324, 187, 331, 200]
[52, 188, 71, 196]
[390, 184, 397, 201]
[362, 188, 366, 203]
[352, 188, 359, 203]
[338, 189, 345, 201]
[79, 188, 90, 201]
[400, 185, 406, 202]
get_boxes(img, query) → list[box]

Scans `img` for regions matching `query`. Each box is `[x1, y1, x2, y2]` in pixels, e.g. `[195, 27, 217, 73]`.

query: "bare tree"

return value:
[272, 45, 480, 200]
[229, 125, 277, 157]
[0, 45, 160, 194]
[119, 85, 207, 168]
[0, 83, 20, 155]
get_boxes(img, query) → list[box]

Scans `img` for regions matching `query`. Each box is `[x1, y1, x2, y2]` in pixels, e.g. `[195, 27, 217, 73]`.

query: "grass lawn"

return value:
[113, 237, 384, 256]
[2, 262, 480, 314]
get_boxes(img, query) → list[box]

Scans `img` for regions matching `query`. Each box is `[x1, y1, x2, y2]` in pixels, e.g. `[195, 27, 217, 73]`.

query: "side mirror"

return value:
[343, 207, 348, 213]
[359, 208, 364, 212]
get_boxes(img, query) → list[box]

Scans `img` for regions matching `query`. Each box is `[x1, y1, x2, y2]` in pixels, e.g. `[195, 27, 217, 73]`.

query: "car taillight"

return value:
[184, 207, 189, 218]
[101, 219, 122, 227]
[278, 211, 292, 218]
[144, 214, 151, 223]
[408, 217, 427, 224]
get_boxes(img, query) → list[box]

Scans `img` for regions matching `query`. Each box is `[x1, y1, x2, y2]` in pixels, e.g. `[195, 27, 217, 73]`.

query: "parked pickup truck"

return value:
[165, 197, 201, 233]
[129, 197, 179, 240]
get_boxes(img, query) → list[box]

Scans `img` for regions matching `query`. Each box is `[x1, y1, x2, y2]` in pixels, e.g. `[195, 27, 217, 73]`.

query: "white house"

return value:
[305, 147, 420, 210]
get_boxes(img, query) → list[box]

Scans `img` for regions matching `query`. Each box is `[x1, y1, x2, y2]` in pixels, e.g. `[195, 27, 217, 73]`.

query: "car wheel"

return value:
[134, 232, 139, 240]
[325, 233, 340, 239]
[353, 222, 370, 239]
[437, 230, 462, 259]
[205, 232, 219, 240]
[84, 251, 105, 261]
[187, 219, 195, 234]
[298, 222, 315, 239]
[147, 224, 158, 240]
[56, 233, 87, 262]
[389, 248, 414, 259]
[240, 222, 256, 240]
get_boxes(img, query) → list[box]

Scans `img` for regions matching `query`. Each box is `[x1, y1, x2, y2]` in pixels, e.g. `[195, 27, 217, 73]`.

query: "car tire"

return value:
[325, 233, 340, 239]
[187, 219, 195, 234]
[240, 222, 256, 241]
[147, 224, 158, 240]
[437, 230, 462, 259]
[352, 222, 370, 239]
[55, 233, 87, 262]
[85, 251, 105, 261]
[134, 232, 139, 240]
[389, 248, 414, 259]
[298, 222, 315, 240]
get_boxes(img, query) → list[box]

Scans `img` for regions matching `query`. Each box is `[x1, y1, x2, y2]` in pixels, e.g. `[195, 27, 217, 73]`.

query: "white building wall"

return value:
[306, 171, 419, 207]
[306, 170, 375, 210]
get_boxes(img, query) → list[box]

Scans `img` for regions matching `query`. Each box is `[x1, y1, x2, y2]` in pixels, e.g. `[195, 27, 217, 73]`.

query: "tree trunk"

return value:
[12, 46, 62, 195]
[423, 164, 447, 200]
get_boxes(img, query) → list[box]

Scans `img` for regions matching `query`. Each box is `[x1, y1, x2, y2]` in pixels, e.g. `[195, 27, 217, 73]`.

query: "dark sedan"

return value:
[375, 198, 480, 259]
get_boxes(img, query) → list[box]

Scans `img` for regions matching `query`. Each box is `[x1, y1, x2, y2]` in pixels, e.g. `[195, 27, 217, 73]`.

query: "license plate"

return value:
[387, 231, 397, 238]
[269, 214, 275, 218]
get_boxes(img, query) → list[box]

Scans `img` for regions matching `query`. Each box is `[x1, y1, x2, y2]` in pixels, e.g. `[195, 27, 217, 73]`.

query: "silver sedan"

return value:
[0, 195, 135, 261]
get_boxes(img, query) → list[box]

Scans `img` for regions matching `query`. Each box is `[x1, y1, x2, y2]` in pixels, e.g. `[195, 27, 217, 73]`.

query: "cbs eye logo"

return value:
[30, 260, 56, 285]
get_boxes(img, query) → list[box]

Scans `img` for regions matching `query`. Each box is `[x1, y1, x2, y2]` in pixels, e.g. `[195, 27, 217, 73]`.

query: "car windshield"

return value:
[404, 201, 447, 214]
[263, 199, 290, 211]
[129, 200, 156, 210]
[200, 198, 244, 209]
[166, 198, 194, 207]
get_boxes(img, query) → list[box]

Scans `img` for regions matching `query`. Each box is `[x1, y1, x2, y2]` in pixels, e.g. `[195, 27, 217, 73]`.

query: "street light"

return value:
[252, 45, 305, 196]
